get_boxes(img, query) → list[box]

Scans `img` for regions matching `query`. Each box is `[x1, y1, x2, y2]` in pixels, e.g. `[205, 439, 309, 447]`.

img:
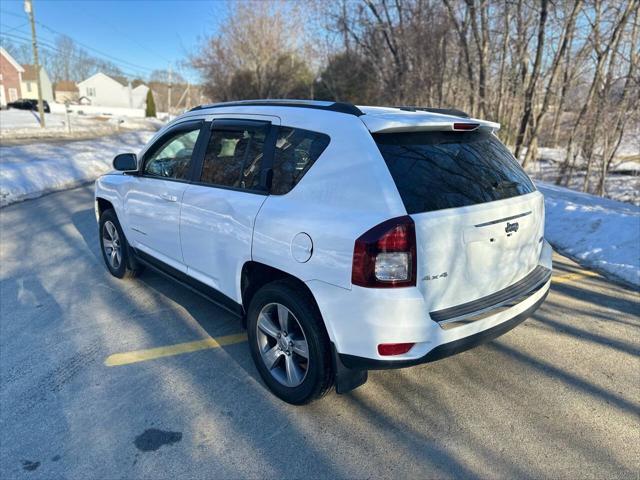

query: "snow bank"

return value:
[49, 103, 146, 117]
[0, 131, 155, 207]
[537, 181, 640, 287]
[0, 109, 165, 142]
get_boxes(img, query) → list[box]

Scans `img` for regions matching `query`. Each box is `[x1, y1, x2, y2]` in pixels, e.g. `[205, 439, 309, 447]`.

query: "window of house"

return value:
[87, 87, 95, 97]
[26, 82, 32, 93]
[143, 127, 201, 180]
[270, 127, 330, 195]
[199, 125, 267, 191]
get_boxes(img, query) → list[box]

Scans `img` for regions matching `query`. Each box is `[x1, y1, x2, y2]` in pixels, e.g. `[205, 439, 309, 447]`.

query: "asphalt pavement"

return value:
[1, 185, 638, 479]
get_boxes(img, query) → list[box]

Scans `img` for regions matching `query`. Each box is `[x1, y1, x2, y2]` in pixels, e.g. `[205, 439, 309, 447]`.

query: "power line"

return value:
[0, 9, 24, 19]
[35, 21, 156, 73]
[0, 21, 29, 34]
[0, 31, 151, 79]
[0, 8, 156, 75]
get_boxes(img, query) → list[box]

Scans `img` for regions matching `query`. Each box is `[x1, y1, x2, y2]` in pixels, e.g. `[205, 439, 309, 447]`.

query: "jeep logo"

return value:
[505, 222, 519, 233]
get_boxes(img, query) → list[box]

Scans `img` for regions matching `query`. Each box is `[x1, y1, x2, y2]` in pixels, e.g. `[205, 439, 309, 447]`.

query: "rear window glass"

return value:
[374, 131, 535, 214]
[271, 127, 330, 195]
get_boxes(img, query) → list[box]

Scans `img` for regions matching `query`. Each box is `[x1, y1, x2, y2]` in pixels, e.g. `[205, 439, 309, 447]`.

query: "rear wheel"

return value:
[99, 209, 142, 279]
[247, 280, 333, 404]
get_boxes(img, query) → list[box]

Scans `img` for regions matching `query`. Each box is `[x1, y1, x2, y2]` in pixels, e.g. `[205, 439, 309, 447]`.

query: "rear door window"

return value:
[374, 131, 535, 214]
[200, 123, 267, 191]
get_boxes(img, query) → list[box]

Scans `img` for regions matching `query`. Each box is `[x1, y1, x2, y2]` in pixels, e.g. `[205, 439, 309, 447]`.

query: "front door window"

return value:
[144, 128, 201, 180]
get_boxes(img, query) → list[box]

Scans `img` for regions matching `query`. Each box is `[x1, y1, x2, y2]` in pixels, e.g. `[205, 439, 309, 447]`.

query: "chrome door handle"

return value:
[160, 193, 178, 202]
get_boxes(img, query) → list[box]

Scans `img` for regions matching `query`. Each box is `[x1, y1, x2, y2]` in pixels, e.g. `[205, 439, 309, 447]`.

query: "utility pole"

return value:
[24, 0, 45, 128]
[167, 66, 172, 119]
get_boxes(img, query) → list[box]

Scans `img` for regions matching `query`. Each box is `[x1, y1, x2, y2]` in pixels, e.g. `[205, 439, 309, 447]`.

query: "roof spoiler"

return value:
[362, 115, 500, 134]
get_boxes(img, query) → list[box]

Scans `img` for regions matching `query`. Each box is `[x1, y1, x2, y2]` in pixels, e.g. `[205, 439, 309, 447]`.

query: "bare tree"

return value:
[513, 0, 549, 161]
[521, 0, 583, 168]
[557, 0, 636, 186]
[443, 0, 476, 113]
[190, 1, 313, 100]
[595, 4, 639, 195]
[181, 0, 638, 202]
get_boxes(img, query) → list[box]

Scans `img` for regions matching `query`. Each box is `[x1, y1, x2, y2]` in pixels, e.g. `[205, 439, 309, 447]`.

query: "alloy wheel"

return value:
[102, 220, 122, 270]
[256, 302, 309, 387]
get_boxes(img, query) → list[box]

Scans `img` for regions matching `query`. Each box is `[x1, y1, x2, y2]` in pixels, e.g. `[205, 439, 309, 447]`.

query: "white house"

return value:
[77, 72, 152, 109]
[21, 64, 54, 103]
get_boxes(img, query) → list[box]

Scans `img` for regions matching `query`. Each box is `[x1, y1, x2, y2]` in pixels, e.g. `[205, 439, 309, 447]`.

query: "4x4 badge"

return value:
[423, 272, 448, 281]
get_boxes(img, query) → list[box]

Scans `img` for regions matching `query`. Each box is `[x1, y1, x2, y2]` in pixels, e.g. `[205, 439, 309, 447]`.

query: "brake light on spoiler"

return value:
[452, 122, 480, 131]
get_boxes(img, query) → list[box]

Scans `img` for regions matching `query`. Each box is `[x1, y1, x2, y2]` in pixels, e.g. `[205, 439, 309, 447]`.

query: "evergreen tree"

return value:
[145, 89, 156, 117]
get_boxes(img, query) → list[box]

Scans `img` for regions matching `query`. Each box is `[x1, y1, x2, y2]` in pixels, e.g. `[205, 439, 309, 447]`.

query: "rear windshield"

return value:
[374, 131, 535, 214]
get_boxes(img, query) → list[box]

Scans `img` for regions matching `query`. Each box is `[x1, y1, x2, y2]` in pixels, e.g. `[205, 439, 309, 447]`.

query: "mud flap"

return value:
[125, 238, 141, 271]
[332, 343, 368, 394]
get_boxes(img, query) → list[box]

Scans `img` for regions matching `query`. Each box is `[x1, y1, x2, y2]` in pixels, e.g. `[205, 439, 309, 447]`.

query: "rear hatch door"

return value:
[373, 127, 544, 312]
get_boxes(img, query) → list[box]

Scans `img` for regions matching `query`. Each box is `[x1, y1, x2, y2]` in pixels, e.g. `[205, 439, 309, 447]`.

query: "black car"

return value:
[7, 98, 51, 113]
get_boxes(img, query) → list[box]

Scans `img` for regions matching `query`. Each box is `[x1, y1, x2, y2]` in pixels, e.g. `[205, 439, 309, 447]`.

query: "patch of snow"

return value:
[537, 181, 640, 287]
[0, 131, 155, 207]
[0, 109, 164, 141]
[1, 109, 66, 129]
[536, 147, 567, 163]
[611, 160, 640, 173]
[526, 152, 639, 206]
[614, 123, 640, 158]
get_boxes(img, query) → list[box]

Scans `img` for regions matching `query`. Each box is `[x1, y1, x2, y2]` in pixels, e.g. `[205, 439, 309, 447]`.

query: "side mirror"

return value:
[113, 153, 138, 172]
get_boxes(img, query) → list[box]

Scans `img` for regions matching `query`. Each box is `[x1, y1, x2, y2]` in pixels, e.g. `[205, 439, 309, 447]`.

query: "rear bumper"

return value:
[308, 239, 553, 366]
[339, 287, 549, 370]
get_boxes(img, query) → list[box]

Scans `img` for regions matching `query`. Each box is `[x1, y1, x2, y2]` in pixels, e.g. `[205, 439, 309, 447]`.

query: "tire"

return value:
[247, 280, 334, 404]
[99, 209, 142, 279]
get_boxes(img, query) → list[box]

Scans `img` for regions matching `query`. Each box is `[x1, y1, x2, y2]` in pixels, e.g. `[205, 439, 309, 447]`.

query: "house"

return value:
[0, 47, 24, 108]
[54, 80, 79, 103]
[21, 64, 54, 102]
[77, 72, 152, 109]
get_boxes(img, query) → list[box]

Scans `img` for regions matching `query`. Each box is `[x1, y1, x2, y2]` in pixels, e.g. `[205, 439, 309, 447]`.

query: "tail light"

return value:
[352, 215, 417, 288]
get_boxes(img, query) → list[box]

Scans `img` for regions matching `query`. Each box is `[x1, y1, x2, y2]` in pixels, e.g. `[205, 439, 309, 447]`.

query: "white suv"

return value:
[95, 100, 552, 404]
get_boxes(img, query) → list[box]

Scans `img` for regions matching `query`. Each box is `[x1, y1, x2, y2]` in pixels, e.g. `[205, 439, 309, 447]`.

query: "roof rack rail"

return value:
[396, 106, 470, 118]
[189, 99, 364, 116]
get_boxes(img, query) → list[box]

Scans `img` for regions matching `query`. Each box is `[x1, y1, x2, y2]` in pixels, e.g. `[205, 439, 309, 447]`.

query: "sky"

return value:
[0, 0, 229, 81]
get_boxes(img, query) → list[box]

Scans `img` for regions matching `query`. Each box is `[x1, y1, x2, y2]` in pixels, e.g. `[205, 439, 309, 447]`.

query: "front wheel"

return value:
[99, 209, 142, 279]
[247, 280, 333, 404]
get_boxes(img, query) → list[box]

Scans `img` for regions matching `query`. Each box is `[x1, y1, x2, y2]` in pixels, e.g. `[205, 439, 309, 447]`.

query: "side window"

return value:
[200, 126, 266, 190]
[271, 127, 330, 195]
[143, 127, 200, 180]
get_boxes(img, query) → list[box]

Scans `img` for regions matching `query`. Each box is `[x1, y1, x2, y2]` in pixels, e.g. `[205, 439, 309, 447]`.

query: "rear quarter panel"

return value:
[252, 111, 407, 290]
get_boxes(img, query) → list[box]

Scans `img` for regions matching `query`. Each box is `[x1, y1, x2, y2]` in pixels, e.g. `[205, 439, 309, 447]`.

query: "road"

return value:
[1, 186, 638, 479]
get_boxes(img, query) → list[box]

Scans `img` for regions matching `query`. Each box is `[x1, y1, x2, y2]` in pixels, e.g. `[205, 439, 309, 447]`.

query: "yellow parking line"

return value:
[105, 332, 247, 367]
[104, 268, 599, 367]
[552, 269, 600, 284]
